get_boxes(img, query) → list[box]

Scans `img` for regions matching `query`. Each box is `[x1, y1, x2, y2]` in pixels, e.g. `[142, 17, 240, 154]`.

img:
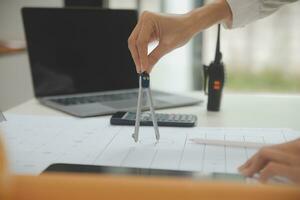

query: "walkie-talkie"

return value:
[203, 24, 225, 111]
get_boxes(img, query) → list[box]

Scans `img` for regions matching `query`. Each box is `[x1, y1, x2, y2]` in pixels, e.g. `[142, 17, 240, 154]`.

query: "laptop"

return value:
[22, 8, 201, 117]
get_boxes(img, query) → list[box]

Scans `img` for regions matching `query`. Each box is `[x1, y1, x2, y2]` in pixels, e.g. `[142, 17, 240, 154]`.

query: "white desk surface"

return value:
[6, 92, 300, 131]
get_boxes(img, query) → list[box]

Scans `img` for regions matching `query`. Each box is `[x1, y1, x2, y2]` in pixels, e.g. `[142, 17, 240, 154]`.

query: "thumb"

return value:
[147, 44, 168, 72]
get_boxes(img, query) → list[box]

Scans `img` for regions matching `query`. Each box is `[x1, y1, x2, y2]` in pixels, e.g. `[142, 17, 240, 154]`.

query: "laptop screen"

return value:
[22, 8, 138, 97]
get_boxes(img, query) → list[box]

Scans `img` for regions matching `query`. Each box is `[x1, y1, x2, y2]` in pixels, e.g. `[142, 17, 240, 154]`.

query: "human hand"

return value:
[239, 139, 300, 184]
[128, 1, 232, 73]
[128, 11, 195, 73]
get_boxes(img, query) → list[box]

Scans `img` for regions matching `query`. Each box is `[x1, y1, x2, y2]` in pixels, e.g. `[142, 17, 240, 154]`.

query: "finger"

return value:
[240, 144, 278, 171]
[239, 152, 259, 170]
[273, 139, 300, 155]
[128, 40, 141, 73]
[240, 148, 295, 177]
[239, 151, 263, 176]
[259, 162, 300, 184]
[240, 140, 300, 173]
[128, 24, 142, 73]
[147, 44, 169, 73]
[136, 22, 153, 72]
[238, 158, 253, 171]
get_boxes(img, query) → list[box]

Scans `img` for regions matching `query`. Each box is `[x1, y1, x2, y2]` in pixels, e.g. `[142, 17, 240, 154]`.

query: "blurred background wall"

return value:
[0, 0, 63, 111]
[0, 0, 299, 111]
[203, 0, 300, 92]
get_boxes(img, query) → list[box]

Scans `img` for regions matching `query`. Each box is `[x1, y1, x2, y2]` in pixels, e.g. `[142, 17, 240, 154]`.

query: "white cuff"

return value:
[226, 0, 261, 28]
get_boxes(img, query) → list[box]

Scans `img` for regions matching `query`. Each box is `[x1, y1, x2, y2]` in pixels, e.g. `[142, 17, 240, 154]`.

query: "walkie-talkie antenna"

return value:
[214, 24, 222, 64]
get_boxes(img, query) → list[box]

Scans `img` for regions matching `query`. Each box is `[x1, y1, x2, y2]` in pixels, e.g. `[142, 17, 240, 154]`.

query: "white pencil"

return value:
[190, 138, 269, 149]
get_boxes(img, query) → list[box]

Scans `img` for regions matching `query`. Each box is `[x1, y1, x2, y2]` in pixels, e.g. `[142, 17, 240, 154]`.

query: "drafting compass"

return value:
[132, 72, 160, 143]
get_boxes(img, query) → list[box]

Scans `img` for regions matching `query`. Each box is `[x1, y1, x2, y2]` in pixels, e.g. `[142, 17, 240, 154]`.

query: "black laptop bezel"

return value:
[22, 7, 138, 98]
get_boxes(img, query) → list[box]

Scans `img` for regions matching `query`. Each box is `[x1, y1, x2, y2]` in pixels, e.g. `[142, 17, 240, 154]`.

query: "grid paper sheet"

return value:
[1, 114, 299, 175]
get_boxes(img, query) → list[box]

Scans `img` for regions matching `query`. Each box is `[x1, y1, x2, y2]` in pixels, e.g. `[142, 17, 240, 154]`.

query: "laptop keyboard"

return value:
[51, 92, 139, 106]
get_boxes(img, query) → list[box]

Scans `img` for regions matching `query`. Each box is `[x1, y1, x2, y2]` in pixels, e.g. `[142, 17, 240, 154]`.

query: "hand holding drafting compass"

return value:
[132, 72, 160, 143]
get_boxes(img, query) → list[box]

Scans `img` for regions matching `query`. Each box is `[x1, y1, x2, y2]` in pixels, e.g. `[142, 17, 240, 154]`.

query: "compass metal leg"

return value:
[146, 88, 160, 141]
[132, 76, 143, 142]
[132, 72, 160, 143]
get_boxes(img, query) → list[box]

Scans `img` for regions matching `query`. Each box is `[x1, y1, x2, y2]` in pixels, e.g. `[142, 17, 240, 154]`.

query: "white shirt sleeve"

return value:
[225, 0, 298, 28]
